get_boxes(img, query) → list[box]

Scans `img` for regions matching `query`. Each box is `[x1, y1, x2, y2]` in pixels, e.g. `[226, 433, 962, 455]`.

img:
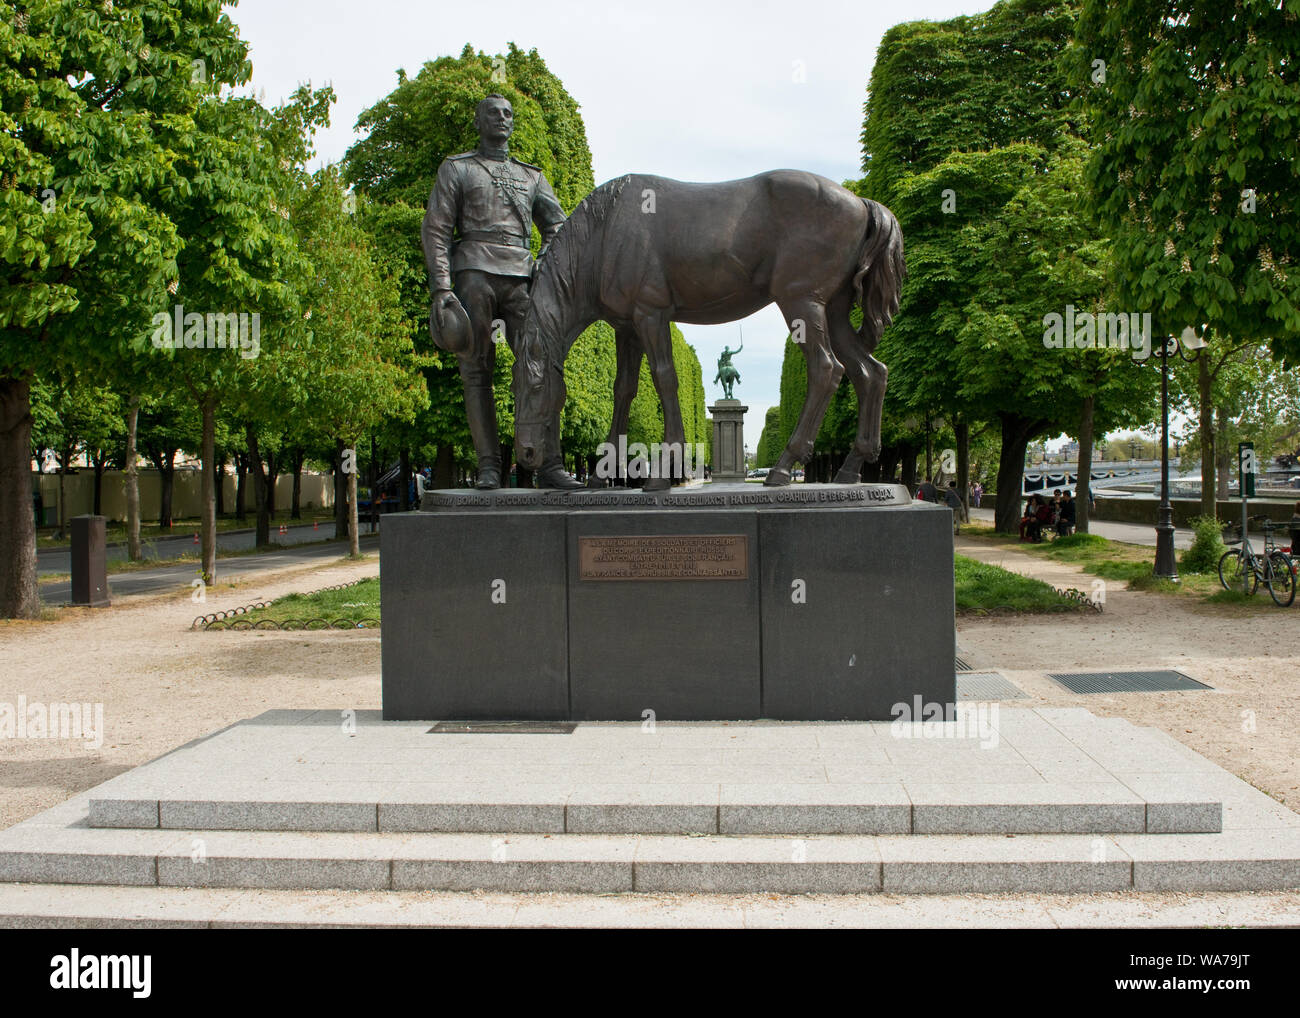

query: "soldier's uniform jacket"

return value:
[422, 149, 566, 293]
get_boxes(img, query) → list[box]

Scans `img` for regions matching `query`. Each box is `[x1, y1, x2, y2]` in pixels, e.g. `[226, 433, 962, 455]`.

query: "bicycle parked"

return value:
[1218, 515, 1297, 607]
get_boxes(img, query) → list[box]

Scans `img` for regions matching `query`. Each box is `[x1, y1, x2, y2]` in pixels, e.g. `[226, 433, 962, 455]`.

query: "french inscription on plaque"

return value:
[579, 534, 749, 581]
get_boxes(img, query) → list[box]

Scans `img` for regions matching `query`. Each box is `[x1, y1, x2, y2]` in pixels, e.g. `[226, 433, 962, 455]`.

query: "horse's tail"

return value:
[850, 198, 906, 350]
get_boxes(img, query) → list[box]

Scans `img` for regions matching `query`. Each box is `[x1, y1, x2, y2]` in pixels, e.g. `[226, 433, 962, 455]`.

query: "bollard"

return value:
[71, 515, 110, 607]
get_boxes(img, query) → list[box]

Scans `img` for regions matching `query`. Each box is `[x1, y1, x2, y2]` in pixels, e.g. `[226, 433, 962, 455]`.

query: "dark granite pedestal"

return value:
[381, 484, 954, 721]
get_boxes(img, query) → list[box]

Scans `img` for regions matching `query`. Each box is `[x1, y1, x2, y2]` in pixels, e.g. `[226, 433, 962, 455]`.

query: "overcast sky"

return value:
[227, 0, 996, 454]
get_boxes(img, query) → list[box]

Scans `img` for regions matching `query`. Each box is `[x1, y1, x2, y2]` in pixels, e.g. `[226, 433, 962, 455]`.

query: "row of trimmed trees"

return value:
[2, 15, 708, 619]
[758, 0, 1300, 532]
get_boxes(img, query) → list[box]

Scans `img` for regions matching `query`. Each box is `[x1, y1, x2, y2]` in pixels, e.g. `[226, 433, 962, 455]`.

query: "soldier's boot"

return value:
[535, 417, 582, 490]
[536, 457, 583, 490]
[464, 384, 502, 490]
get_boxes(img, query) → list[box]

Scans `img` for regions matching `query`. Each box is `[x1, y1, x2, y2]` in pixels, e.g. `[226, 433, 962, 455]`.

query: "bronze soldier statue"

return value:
[421, 94, 581, 490]
[714, 340, 743, 400]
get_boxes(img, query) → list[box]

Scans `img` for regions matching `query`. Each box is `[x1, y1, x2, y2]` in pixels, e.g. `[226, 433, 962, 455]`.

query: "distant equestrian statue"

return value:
[513, 170, 905, 489]
[714, 341, 743, 400]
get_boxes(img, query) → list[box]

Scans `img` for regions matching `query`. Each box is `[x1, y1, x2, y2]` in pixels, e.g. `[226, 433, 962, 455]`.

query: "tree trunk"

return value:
[234, 451, 247, 522]
[149, 449, 176, 529]
[290, 447, 304, 520]
[883, 445, 901, 483]
[125, 397, 141, 561]
[433, 444, 455, 489]
[924, 414, 932, 481]
[900, 442, 918, 491]
[348, 451, 360, 557]
[955, 418, 970, 522]
[1215, 405, 1231, 500]
[1076, 394, 1095, 534]
[369, 434, 379, 529]
[994, 412, 1045, 534]
[334, 438, 350, 541]
[56, 457, 67, 539]
[200, 396, 217, 584]
[0, 376, 39, 619]
[92, 452, 106, 517]
[214, 453, 225, 517]
[399, 447, 411, 511]
[246, 426, 270, 547]
[264, 447, 278, 521]
[159, 459, 174, 529]
[1198, 356, 1216, 518]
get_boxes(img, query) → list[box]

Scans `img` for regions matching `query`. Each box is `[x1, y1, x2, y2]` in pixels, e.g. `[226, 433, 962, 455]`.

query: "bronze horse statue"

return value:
[513, 170, 905, 489]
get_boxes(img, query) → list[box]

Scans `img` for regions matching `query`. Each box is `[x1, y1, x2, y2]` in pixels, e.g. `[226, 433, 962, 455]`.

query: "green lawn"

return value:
[954, 554, 1094, 614]
[960, 524, 1252, 601]
[232, 578, 380, 628]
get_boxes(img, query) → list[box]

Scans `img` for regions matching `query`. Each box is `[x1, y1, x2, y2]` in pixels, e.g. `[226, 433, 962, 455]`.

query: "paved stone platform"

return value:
[0, 708, 1297, 904]
[77, 708, 1221, 835]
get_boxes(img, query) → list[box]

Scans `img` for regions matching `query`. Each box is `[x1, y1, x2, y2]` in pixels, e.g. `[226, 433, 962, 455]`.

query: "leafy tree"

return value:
[288, 167, 429, 555]
[29, 371, 121, 533]
[755, 406, 782, 468]
[136, 389, 198, 528]
[1175, 344, 1300, 497]
[155, 84, 329, 572]
[859, 0, 1086, 521]
[1072, 0, 1300, 519]
[908, 141, 1153, 531]
[0, 0, 249, 616]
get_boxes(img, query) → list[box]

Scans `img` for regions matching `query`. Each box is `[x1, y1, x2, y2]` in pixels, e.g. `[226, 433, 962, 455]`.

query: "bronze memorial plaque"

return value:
[578, 534, 749, 581]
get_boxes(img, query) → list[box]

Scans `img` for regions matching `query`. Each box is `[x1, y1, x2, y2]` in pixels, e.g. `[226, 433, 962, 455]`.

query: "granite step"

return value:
[84, 785, 1220, 836]
[1, 825, 1298, 895]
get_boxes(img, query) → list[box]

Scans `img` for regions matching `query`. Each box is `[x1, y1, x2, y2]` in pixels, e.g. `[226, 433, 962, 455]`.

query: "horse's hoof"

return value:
[763, 469, 791, 487]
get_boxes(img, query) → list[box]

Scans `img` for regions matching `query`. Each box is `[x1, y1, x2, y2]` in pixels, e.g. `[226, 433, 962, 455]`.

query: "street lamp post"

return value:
[1143, 327, 1208, 581]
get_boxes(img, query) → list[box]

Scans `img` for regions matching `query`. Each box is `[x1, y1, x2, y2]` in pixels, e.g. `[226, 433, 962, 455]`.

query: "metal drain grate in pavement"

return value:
[955, 656, 974, 672]
[430, 721, 578, 734]
[1046, 670, 1211, 694]
[957, 672, 1028, 700]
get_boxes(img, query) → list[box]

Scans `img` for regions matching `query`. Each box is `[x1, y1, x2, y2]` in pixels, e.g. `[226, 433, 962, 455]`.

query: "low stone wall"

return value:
[32, 468, 335, 524]
[1092, 496, 1299, 528]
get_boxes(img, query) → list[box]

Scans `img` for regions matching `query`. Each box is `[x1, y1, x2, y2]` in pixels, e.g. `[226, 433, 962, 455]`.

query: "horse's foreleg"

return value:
[591, 325, 642, 487]
[766, 300, 841, 487]
[635, 309, 683, 491]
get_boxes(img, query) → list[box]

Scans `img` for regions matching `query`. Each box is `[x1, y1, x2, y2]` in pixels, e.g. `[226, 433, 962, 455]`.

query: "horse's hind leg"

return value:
[827, 291, 886, 483]
[590, 324, 642, 487]
[634, 308, 684, 491]
[766, 298, 842, 487]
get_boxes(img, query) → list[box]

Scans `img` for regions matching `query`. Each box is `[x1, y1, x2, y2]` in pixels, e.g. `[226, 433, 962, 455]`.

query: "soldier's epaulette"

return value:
[510, 157, 543, 172]
[447, 151, 477, 161]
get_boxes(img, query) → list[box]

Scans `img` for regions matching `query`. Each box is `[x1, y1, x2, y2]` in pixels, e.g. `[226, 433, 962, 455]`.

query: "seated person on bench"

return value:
[1056, 490, 1076, 537]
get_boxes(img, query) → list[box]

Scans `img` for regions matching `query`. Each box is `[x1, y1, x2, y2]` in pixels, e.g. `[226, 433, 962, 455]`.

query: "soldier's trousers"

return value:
[453, 269, 563, 475]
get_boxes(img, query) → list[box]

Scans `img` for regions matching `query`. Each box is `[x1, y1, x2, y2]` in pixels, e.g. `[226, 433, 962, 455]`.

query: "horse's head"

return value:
[512, 310, 564, 470]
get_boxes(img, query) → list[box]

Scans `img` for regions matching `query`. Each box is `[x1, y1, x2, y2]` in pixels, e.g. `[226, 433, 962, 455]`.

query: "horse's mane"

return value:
[531, 174, 631, 361]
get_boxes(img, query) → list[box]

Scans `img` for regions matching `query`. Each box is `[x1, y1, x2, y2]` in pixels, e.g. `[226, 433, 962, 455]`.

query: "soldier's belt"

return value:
[459, 230, 529, 248]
